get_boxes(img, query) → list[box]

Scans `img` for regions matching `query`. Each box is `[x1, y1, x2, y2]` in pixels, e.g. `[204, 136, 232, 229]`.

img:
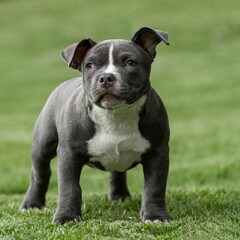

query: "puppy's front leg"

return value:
[140, 145, 171, 222]
[52, 145, 83, 224]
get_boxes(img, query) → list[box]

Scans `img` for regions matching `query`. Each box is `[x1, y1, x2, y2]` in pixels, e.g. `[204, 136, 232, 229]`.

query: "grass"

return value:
[0, 0, 240, 239]
[0, 190, 239, 239]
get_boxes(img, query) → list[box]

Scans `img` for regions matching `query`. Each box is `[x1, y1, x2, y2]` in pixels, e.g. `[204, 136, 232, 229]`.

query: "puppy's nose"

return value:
[98, 73, 116, 88]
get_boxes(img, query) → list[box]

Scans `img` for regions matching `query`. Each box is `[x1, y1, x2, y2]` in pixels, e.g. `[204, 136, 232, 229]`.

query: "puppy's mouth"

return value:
[98, 93, 125, 108]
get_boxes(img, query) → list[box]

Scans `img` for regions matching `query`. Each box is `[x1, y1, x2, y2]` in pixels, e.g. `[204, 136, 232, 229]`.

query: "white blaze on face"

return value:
[100, 43, 123, 108]
[104, 44, 118, 75]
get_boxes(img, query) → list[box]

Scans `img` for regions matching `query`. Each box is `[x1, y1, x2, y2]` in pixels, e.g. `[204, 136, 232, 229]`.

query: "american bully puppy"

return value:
[20, 27, 171, 224]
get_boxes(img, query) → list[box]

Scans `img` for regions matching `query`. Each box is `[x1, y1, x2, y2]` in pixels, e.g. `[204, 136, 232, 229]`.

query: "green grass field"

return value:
[0, 0, 240, 239]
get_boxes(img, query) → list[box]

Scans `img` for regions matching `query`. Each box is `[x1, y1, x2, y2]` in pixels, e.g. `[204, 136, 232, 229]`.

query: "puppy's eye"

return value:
[86, 63, 94, 69]
[126, 60, 137, 67]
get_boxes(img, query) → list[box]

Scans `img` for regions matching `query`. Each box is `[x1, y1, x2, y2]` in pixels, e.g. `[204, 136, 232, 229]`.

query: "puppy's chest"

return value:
[87, 104, 150, 172]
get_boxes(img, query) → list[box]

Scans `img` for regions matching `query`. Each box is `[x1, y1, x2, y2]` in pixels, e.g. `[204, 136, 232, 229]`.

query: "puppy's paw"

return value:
[20, 198, 45, 211]
[140, 207, 172, 223]
[109, 192, 131, 202]
[52, 211, 81, 224]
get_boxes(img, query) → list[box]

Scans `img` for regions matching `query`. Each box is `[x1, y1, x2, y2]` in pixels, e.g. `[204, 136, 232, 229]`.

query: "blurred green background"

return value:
[0, 0, 239, 201]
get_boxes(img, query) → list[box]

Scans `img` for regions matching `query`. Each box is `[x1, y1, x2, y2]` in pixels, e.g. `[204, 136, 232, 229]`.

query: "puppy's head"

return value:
[62, 27, 169, 109]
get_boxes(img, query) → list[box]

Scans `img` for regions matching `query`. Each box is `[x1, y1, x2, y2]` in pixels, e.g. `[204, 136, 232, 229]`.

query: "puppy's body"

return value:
[20, 27, 171, 224]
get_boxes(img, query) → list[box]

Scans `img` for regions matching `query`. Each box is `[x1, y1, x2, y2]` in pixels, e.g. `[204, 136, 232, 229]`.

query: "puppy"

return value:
[20, 27, 171, 224]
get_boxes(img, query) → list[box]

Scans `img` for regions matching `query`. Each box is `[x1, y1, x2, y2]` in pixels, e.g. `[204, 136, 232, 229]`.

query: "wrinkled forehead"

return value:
[86, 39, 146, 58]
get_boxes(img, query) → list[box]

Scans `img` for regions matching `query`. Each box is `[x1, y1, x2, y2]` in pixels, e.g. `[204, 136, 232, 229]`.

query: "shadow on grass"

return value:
[80, 188, 239, 224]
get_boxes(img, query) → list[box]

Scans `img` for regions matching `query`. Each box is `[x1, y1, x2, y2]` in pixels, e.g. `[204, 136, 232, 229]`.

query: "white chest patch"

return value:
[87, 96, 150, 172]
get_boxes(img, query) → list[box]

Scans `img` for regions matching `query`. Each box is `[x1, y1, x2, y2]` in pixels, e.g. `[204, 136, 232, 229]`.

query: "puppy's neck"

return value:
[88, 95, 147, 126]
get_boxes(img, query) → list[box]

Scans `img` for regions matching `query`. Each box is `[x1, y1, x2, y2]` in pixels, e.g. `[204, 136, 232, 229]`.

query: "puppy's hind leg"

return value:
[109, 172, 131, 202]
[20, 117, 58, 210]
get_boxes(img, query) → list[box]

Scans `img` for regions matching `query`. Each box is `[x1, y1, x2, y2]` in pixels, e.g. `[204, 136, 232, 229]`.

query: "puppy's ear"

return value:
[132, 27, 169, 59]
[61, 38, 97, 70]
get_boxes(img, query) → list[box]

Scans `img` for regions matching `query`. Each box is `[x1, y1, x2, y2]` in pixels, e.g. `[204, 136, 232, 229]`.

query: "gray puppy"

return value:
[20, 27, 171, 224]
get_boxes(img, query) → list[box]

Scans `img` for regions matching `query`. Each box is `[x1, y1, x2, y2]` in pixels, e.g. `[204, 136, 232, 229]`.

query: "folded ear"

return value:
[61, 38, 97, 70]
[132, 27, 169, 59]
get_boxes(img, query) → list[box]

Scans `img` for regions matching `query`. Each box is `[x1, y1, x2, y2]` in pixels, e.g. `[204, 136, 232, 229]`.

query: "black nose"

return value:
[98, 73, 116, 88]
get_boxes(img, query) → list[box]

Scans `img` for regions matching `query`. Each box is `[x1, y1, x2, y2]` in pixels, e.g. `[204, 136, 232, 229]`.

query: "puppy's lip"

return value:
[99, 94, 125, 108]
[100, 93, 119, 101]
